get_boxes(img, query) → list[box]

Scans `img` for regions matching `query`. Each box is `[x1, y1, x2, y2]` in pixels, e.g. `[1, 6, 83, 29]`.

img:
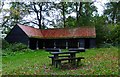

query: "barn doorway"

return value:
[29, 38, 37, 50]
[85, 39, 90, 49]
[56, 39, 66, 49]
[68, 39, 78, 48]
[44, 39, 54, 48]
[38, 39, 44, 49]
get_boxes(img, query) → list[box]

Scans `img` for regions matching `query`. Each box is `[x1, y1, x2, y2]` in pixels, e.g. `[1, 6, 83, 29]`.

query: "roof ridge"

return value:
[17, 24, 96, 39]
[42, 26, 95, 30]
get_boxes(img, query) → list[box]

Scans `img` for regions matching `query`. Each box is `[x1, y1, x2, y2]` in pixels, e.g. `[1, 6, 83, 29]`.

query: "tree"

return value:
[61, 2, 65, 27]
[77, 2, 97, 26]
[1, 2, 29, 34]
[65, 2, 97, 27]
[75, 2, 82, 26]
[1, 2, 54, 31]
[104, 1, 120, 24]
[94, 15, 106, 45]
[28, 2, 43, 29]
[1, 2, 98, 34]
[22, 2, 58, 29]
[65, 16, 76, 28]
[111, 25, 120, 45]
[53, 2, 68, 28]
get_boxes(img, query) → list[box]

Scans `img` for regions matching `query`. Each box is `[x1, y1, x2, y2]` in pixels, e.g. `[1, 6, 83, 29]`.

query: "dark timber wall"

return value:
[29, 38, 96, 49]
[68, 38, 78, 48]
[29, 38, 37, 50]
[5, 25, 29, 45]
[44, 39, 54, 48]
[38, 39, 44, 49]
[56, 39, 66, 49]
[90, 38, 96, 48]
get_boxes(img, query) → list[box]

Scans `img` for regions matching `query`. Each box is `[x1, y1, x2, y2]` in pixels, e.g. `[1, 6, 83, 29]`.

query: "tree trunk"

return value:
[76, 2, 78, 26]
[77, 2, 82, 27]
[39, 5, 42, 29]
[38, 2, 43, 29]
[79, 2, 82, 17]
[62, 2, 65, 28]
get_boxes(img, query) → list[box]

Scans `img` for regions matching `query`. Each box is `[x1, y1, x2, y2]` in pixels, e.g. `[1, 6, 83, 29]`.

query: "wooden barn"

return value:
[5, 24, 96, 50]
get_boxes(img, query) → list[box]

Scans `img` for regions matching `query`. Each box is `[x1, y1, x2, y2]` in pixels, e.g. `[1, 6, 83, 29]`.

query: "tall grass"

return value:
[2, 47, 118, 75]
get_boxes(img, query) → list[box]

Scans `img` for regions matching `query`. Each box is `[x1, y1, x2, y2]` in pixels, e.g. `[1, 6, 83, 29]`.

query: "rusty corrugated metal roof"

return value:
[18, 24, 43, 38]
[17, 24, 96, 39]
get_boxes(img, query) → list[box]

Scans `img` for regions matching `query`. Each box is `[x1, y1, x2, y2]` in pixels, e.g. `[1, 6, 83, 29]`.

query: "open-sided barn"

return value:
[5, 24, 96, 49]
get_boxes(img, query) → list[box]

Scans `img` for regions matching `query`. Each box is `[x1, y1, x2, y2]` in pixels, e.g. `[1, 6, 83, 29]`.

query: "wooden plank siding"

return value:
[5, 25, 29, 46]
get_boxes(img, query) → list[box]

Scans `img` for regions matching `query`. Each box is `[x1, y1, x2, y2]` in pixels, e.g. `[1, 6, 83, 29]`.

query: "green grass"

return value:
[2, 47, 119, 75]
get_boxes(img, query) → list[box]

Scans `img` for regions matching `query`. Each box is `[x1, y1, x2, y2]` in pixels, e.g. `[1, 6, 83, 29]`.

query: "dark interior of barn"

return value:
[29, 38, 93, 50]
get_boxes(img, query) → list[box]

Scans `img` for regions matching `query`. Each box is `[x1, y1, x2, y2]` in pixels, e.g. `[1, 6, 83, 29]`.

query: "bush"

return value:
[99, 43, 113, 48]
[2, 39, 29, 52]
[111, 25, 120, 45]
[2, 39, 33, 56]
[2, 39, 10, 49]
[10, 43, 28, 52]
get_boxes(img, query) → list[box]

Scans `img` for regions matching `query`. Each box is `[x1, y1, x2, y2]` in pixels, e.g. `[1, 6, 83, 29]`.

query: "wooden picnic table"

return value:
[49, 51, 84, 68]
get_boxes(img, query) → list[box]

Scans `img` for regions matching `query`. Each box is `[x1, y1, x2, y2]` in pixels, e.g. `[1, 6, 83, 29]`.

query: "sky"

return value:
[94, 0, 109, 15]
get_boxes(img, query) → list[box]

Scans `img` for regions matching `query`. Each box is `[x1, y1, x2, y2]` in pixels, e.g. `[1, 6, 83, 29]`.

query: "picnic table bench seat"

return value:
[48, 55, 71, 65]
[54, 57, 85, 68]
[48, 55, 71, 58]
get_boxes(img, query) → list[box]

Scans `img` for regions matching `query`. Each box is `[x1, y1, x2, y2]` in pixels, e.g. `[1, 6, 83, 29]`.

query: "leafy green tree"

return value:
[93, 15, 108, 46]
[65, 2, 97, 28]
[1, 2, 53, 32]
[65, 16, 76, 28]
[28, 2, 44, 29]
[53, 2, 70, 28]
[1, 2, 29, 34]
[77, 2, 97, 26]
[104, 1, 120, 24]
[111, 25, 120, 45]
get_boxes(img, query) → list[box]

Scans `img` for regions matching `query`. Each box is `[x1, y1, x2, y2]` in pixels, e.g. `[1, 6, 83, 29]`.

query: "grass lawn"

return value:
[2, 47, 119, 75]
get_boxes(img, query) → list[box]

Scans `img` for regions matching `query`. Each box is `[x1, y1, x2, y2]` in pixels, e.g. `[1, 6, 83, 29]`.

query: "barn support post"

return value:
[54, 41, 56, 49]
[36, 40, 39, 50]
[78, 41, 79, 48]
[66, 41, 68, 49]
[28, 40, 29, 48]
[43, 42, 45, 49]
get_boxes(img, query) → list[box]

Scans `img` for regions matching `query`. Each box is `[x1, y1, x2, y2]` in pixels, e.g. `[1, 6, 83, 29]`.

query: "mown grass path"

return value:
[2, 47, 118, 75]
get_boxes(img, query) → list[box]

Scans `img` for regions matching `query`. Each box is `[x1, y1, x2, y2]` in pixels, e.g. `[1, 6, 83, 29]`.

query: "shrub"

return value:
[111, 25, 120, 45]
[2, 39, 33, 56]
[2, 39, 10, 50]
[2, 39, 29, 52]
[10, 43, 28, 52]
[99, 43, 113, 48]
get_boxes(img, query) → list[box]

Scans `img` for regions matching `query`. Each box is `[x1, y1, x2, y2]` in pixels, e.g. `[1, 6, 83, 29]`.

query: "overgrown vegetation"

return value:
[95, 23, 120, 47]
[2, 39, 33, 56]
[2, 47, 118, 75]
